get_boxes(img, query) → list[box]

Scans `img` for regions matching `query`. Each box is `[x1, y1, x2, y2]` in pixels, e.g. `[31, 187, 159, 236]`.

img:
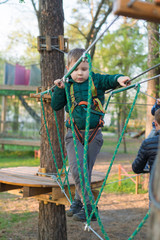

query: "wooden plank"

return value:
[0, 138, 40, 147]
[0, 85, 37, 91]
[34, 189, 99, 206]
[0, 167, 105, 189]
[113, 0, 160, 23]
[0, 167, 104, 204]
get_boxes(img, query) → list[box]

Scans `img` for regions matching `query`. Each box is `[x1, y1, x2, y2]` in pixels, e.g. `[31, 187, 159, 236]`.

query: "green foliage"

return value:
[5, 30, 40, 65]
[94, 20, 147, 77]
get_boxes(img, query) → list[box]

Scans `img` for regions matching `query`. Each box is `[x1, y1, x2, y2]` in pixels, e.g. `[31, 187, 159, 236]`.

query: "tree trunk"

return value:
[38, 0, 67, 239]
[145, 21, 159, 138]
[143, 21, 159, 191]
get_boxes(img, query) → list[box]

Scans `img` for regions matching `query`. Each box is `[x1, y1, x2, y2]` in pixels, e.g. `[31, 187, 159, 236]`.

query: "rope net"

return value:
[40, 53, 150, 240]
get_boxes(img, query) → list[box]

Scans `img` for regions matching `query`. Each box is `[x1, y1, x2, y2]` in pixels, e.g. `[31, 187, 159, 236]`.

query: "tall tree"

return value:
[38, 0, 67, 239]
[96, 20, 146, 152]
[66, 0, 112, 59]
[145, 22, 160, 138]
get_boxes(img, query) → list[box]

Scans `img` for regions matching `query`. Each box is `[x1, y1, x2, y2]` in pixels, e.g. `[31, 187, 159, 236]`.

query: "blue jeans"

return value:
[65, 128, 103, 204]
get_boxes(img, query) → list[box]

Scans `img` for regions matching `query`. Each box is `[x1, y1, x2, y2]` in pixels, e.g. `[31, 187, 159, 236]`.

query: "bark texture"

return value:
[38, 1, 67, 239]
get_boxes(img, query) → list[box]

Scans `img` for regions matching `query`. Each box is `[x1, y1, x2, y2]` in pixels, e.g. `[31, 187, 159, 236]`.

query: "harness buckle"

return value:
[99, 118, 104, 127]
[73, 101, 78, 107]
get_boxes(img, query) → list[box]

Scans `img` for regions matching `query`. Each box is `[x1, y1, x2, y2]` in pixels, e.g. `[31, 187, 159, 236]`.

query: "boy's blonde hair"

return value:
[67, 48, 86, 67]
[155, 108, 160, 125]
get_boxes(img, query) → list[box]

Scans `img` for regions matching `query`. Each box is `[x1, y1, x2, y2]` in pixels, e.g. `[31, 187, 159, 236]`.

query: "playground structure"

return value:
[0, 63, 41, 149]
[118, 164, 141, 194]
[1, 0, 160, 239]
[113, 0, 160, 23]
[0, 167, 105, 206]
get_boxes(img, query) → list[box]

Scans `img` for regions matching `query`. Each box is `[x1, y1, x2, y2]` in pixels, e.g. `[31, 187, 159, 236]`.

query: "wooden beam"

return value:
[155, 0, 160, 5]
[113, 0, 160, 23]
[0, 138, 40, 147]
[0, 183, 22, 192]
[0, 85, 37, 91]
[23, 186, 52, 197]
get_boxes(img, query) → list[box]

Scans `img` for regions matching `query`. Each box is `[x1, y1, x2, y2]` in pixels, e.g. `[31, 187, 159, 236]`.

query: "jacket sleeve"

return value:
[151, 102, 160, 116]
[51, 86, 67, 111]
[132, 140, 148, 174]
[94, 72, 124, 91]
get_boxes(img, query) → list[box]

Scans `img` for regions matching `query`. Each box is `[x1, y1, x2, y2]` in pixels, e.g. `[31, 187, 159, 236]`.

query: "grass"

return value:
[0, 138, 148, 238]
[104, 174, 147, 194]
[101, 134, 143, 154]
[0, 150, 39, 168]
[0, 208, 38, 240]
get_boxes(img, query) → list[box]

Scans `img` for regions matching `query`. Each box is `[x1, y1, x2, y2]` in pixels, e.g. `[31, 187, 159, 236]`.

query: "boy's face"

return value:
[67, 60, 89, 83]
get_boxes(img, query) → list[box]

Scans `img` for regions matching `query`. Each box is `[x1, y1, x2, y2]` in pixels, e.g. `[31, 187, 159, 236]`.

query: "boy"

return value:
[132, 108, 160, 205]
[147, 98, 160, 138]
[51, 48, 130, 221]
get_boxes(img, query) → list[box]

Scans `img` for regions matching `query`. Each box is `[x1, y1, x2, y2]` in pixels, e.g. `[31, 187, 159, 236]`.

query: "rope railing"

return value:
[38, 13, 155, 240]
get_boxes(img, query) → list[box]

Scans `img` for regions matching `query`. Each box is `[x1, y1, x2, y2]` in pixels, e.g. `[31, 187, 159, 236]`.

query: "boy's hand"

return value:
[157, 98, 160, 105]
[117, 76, 131, 87]
[54, 79, 65, 89]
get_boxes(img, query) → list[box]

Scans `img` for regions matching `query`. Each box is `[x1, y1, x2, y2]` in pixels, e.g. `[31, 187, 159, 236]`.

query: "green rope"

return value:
[64, 73, 89, 218]
[40, 96, 66, 192]
[51, 97, 72, 202]
[82, 53, 110, 239]
[128, 209, 150, 240]
[40, 60, 149, 240]
[88, 85, 140, 226]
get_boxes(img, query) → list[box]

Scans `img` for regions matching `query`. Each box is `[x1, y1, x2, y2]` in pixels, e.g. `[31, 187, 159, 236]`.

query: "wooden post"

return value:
[38, 0, 67, 239]
[118, 164, 121, 186]
[0, 96, 7, 133]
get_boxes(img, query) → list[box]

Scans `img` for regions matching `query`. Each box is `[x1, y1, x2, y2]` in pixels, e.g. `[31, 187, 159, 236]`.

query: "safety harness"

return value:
[69, 78, 105, 145]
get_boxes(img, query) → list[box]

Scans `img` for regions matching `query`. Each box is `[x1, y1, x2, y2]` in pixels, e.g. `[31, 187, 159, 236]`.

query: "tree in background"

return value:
[65, 0, 112, 58]
[94, 19, 147, 152]
[145, 21, 160, 138]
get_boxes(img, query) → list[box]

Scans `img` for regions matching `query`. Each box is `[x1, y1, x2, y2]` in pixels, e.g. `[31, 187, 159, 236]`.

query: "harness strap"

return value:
[70, 79, 105, 115]
[72, 117, 104, 145]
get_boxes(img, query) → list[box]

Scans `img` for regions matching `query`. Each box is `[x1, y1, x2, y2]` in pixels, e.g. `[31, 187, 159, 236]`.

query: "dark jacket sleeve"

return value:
[132, 140, 148, 174]
[151, 102, 160, 116]
[97, 73, 124, 91]
[51, 86, 67, 111]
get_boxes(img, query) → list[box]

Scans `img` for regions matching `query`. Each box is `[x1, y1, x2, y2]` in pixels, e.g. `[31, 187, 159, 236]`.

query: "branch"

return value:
[0, 0, 9, 4]
[85, 0, 112, 49]
[30, 0, 40, 28]
[65, 20, 87, 39]
[87, 0, 106, 42]
[30, 0, 38, 15]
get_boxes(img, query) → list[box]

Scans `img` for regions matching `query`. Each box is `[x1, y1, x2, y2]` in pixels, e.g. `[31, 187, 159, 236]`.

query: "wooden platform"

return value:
[0, 167, 105, 205]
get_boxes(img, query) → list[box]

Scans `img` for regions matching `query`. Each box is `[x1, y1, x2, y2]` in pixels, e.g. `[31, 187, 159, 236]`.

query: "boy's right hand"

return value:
[157, 98, 160, 105]
[54, 79, 65, 89]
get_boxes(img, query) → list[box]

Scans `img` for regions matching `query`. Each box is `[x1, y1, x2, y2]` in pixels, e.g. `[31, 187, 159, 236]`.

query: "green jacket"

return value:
[51, 72, 123, 130]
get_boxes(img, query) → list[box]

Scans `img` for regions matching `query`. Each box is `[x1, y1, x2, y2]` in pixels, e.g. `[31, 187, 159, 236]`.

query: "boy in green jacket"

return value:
[51, 48, 130, 222]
